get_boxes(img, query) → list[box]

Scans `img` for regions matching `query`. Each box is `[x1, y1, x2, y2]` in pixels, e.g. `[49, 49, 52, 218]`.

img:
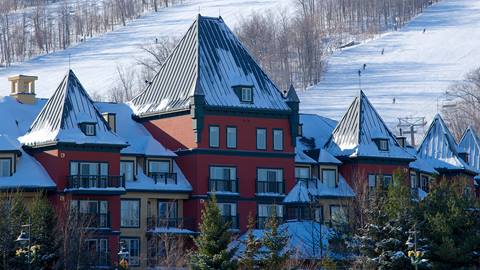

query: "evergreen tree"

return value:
[190, 195, 237, 270]
[29, 193, 58, 269]
[0, 192, 28, 270]
[239, 213, 259, 270]
[353, 171, 414, 270]
[258, 210, 290, 270]
[420, 178, 480, 269]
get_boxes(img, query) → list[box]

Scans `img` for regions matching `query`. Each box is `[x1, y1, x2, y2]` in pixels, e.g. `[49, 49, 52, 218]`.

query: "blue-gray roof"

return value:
[324, 90, 414, 160]
[20, 70, 127, 147]
[416, 114, 476, 173]
[130, 15, 290, 117]
[459, 126, 480, 171]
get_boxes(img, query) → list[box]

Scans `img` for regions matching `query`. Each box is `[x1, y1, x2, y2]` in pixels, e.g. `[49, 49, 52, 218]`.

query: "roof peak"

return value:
[19, 70, 127, 148]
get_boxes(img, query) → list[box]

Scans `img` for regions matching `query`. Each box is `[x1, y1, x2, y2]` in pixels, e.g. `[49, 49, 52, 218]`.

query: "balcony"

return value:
[76, 212, 111, 229]
[146, 217, 194, 232]
[209, 178, 239, 194]
[221, 215, 239, 229]
[256, 216, 285, 229]
[256, 180, 285, 195]
[296, 177, 318, 188]
[67, 175, 125, 190]
[148, 172, 177, 185]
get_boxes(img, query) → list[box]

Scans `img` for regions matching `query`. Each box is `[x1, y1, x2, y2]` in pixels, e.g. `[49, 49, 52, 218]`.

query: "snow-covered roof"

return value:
[324, 90, 415, 161]
[304, 149, 342, 165]
[0, 134, 21, 153]
[297, 113, 337, 151]
[96, 102, 176, 157]
[233, 221, 332, 260]
[20, 70, 127, 148]
[125, 164, 192, 193]
[0, 97, 55, 190]
[458, 126, 480, 171]
[295, 148, 317, 164]
[130, 15, 290, 117]
[283, 175, 355, 204]
[416, 114, 476, 174]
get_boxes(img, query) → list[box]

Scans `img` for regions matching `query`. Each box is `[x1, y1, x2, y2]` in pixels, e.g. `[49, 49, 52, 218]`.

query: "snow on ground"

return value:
[299, 0, 480, 130]
[0, 0, 292, 98]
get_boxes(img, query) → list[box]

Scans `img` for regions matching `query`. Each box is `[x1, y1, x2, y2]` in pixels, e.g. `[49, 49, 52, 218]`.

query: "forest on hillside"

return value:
[0, 0, 182, 67]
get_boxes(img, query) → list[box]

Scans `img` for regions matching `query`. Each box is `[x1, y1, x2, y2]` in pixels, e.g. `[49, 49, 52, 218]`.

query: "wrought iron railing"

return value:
[209, 178, 239, 193]
[67, 175, 125, 189]
[148, 172, 178, 185]
[256, 180, 285, 194]
[146, 217, 193, 230]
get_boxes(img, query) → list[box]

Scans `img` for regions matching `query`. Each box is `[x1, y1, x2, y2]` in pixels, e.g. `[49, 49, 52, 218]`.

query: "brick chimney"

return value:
[8, 75, 38, 104]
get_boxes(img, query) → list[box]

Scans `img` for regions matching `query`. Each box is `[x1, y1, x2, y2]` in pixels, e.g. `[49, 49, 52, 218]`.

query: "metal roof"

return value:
[20, 70, 127, 147]
[416, 114, 475, 173]
[324, 90, 414, 160]
[130, 15, 290, 117]
[459, 126, 480, 171]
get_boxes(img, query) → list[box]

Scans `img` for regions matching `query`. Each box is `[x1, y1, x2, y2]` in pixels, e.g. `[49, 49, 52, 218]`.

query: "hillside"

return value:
[0, 0, 291, 98]
[298, 0, 480, 129]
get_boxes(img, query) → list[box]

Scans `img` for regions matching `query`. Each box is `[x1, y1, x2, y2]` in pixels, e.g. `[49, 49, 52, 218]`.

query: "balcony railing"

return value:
[146, 217, 193, 230]
[256, 180, 285, 194]
[76, 212, 111, 229]
[67, 175, 125, 189]
[256, 216, 285, 229]
[221, 215, 239, 229]
[209, 178, 239, 193]
[148, 172, 177, 185]
[296, 177, 318, 188]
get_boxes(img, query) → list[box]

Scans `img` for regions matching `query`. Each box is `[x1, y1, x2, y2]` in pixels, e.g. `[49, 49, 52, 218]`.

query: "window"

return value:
[210, 166, 236, 180]
[314, 207, 323, 222]
[158, 201, 177, 221]
[0, 159, 11, 177]
[322, 169, 337, 188]
[226, 127, 237, 148]
[85, 124, 95, 136]
[273, 129, 284, 151]
[209, 126, 220, 148]
[218, 203, 238, 228]
[241, 87, 253, 102]
[257, 168, 284, 194]
[330, 206, 348, 226]
[70, 162, 108, 188]
[209, 166, 237, 192]
[410, 173, 418, 189]
[120, 161, 134, 182]
[71, 200, 109, 228]
[121, 200, 140, 228]
[148, 160, 170, 174]
[378, 139, 388, 151]
[258, 204, 283, 226]
[86, 238, 108, 266]
[295, 166, 310, 179]
[421, 175, 429, 191]
[121, 238, 140, 267]
[368, 174, 376, 188]
[256, 128, 267, 150]
[258, 168, 283, 182]
[384, 175, 393, 187]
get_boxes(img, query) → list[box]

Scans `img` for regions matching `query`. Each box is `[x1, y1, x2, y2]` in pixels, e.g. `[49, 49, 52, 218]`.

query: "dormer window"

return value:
[0, 158, 12, 177]
[84, 124, 96, 136]
[233, 85, 254, 103]
[241, 87, 252, 102]
[378, 139, 388, 151]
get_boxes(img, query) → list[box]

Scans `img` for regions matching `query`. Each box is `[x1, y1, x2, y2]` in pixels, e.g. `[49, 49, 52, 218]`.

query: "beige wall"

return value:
[120, 192, 188, 269]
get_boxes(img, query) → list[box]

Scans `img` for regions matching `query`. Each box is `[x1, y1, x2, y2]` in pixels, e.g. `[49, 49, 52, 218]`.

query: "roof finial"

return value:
[357, 69, 362, 91]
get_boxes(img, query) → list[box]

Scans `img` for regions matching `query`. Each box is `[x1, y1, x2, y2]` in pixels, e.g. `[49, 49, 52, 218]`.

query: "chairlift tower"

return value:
[397, 117, 427, 147]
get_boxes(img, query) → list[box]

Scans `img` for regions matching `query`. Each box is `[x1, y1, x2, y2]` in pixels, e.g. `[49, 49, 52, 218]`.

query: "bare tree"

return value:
[442, 67, 480, 139]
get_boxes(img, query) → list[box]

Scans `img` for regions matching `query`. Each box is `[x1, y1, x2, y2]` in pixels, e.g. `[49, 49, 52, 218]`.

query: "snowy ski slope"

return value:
[299, 0, 480, 128]
[0, 0, 291, 98]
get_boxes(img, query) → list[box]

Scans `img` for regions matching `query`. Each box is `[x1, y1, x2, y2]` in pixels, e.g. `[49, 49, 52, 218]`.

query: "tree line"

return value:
[0, 0, 182, 66]
[235, 0, 441, 91]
